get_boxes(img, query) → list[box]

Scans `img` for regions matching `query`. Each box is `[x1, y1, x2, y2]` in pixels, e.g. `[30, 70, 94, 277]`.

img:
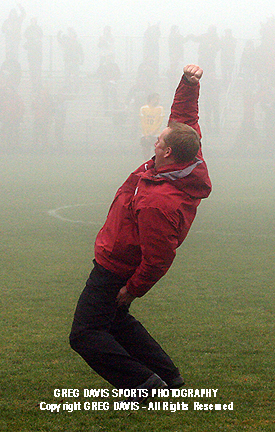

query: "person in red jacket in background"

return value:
[70, 65, 212, 401]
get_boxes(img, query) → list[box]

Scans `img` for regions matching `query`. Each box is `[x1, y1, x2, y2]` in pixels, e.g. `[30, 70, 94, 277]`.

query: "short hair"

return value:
[164, 122, 200, 163]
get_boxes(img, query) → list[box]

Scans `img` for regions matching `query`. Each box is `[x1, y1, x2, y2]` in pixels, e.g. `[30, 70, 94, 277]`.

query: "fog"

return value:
[1, 0, 275, 38]
[1, 0, 275, 157]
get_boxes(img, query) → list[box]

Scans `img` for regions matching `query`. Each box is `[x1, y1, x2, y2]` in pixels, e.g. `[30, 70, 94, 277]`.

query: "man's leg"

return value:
[110, 307, 183, 387]
[69, 262, 155, 389]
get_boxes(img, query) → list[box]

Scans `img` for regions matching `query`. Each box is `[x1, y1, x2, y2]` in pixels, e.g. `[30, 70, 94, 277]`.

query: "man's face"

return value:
[154, 127, 171, 170]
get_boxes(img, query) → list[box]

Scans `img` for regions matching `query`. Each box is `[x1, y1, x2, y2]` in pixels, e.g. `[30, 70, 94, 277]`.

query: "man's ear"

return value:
[164, 146, 173, 158]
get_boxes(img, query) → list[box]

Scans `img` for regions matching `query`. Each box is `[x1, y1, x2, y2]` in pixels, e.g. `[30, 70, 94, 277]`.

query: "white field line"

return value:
[47, 204, 105, 225]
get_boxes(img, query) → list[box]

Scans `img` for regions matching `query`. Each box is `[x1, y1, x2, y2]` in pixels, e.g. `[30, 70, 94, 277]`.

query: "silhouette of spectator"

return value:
[188, 26, 221, 134]
[220, 29, 237, 88]
[256, 17, 275, 81]
[32, 86, 54, 150]
[24, 18, 43, 92]
[140, 93, 164, 160]
[168, 25, 185, 71]
[2, 4, 26, 60]
[1, 52, 22, 89]
[239, 40, 257, 86]
[96, 55, 121, 115]
[57, 28, 84, 92]
[126, 62, 156, 140]
[167, 25, 188, 97]
[53, 86, 69, 150]
[98, 26, 115, 65]
[236, 40, 258, 150]
[202, 72, 221, 135]
[0, 72, 24, 152]
[189, 25, 220, 74]
[256, 18, 275, 153]
[259, 79, 275, 155]
[137, 61, 157, 93]
[143, 23, 161, 75]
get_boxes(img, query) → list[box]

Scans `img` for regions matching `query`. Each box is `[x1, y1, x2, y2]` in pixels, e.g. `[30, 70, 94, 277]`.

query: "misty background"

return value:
[1, 0, 275, 155]
[2, 0, 274, 38]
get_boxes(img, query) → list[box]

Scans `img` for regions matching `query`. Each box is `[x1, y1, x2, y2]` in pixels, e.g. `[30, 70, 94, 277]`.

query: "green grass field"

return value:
[1, 148, 274, 431]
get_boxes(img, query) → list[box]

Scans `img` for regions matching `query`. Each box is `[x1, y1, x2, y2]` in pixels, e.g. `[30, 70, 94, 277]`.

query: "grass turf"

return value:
[1, 150, 274, 431]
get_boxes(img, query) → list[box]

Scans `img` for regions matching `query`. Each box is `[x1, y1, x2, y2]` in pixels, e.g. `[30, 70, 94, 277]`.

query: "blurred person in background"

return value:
[201, 71, 221, 136]
[168, 25, 185, 72]
[0, 71, 24, 153]
[2, 4, 26, 61]
[24, 18, 43, 92]
[97, 55, 121, 116]
[57, 27, 84, 92]
[257, 17, 275, 154]
[143, 23, 161, 77]
[235, 40, 258, 151]
[126, 61, 156, 140]
[189, 25, 220, 75]
[32, 86, 54, 151]
[1, 51, 22, 89]
[220, 28, 236, 89]
[140, 93, 165, 160]
[53, 86, 70, 151]
[98, 26, 115, 65]
[167, 25, 189, 97]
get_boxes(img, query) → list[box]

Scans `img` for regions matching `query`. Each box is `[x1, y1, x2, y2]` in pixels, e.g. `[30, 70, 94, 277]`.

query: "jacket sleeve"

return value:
[168, 74, 202, 139]
[125, 207, 179, 297]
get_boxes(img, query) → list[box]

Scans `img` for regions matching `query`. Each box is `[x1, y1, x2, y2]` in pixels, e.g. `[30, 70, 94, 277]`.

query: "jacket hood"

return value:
[141, 157, 212, 199]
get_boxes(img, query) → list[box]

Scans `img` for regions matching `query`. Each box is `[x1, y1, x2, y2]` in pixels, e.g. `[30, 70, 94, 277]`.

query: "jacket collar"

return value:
[154, 159, 203, 180]
[144, 156, 203, 179]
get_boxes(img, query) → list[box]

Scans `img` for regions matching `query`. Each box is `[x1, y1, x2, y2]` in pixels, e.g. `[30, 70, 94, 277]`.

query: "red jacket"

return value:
[94, 75, 212, 297]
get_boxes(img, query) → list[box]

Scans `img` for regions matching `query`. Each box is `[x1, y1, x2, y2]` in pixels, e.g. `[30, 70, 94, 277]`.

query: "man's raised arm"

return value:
[168, 64, 203, 139]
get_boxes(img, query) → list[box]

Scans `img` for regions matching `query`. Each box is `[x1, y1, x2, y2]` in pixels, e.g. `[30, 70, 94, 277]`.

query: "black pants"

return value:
[69, 260, 180, 389]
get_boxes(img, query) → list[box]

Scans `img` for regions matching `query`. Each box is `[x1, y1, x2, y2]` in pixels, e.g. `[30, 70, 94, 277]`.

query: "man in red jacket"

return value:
[70, 65, 211, 400]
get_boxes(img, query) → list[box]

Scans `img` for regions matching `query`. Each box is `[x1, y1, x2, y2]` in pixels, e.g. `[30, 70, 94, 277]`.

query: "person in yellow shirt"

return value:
[140, 93, 164, 160]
